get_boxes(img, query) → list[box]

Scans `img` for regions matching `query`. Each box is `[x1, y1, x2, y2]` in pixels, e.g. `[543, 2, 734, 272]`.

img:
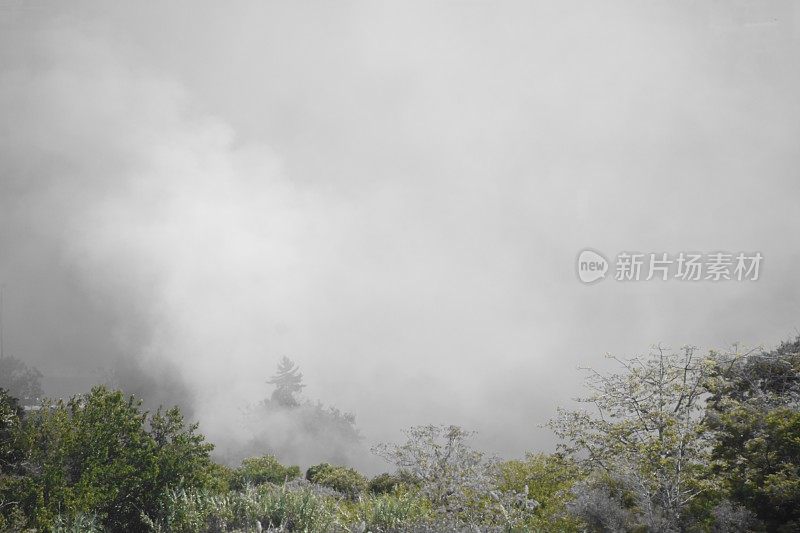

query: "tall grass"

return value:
[340, 490, 433, 531]
[144, 484, 337, 532]
[143, 478, 543, 532]
[53, 513, 103, 533]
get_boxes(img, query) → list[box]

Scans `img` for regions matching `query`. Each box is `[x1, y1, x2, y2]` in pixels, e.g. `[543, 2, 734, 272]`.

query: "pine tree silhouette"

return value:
[267, 356, 305, 407]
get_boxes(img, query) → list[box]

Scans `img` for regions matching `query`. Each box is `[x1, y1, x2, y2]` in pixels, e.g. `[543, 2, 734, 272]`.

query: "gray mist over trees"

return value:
[224, 357, 374, 471]
[0, 355, 42, 406]
[0, 1, 799, 471]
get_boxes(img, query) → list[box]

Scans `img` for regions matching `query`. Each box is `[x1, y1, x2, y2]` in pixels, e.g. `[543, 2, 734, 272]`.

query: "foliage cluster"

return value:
[305, 463, 368, 498]
[231, 455, 301, 490]
[0, 386, 216, 531]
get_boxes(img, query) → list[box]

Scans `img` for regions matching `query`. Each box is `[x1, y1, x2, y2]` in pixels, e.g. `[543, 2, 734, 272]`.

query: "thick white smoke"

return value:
[1, 3, 799, 470]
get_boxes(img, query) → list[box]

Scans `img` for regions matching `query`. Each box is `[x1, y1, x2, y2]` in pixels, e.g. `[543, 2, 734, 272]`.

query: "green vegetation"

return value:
[1, 386, 217, 531]
[367, 472, 403, 495]
[494, 453, 583, 531]
[305, 463, 367, 498]
[231, 455, 301, 489]
[705, 337, 800, 531]
[143, 485, 338, 533]
[1, 338, 799, 531]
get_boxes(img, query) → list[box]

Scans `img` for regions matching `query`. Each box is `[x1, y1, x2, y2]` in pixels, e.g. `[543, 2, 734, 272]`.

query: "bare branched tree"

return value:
[550, 345, 740, 529]
[373, 425, 491, 512]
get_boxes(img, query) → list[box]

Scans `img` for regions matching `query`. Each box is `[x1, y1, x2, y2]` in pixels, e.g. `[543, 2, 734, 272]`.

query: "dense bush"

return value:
[305, 462, 367, 497]
[706, 338, 800, 530]
[0, 385, 31, 532]
[10, 387, 161, 529]
[495, 453, 584, 531]
[1, 386, 217, 531]
[0, 388, 23, 467]
[232, 454, 301, 489]
[368, 472, 403, 494]
[151, 406, 217, 491]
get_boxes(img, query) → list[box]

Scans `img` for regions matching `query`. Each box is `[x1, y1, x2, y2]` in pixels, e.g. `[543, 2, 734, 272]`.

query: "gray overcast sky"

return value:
[1, 1, 799, 467]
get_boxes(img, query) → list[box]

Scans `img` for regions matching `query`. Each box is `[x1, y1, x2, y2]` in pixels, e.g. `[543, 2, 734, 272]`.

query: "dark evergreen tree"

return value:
[267, 356, 305, 407]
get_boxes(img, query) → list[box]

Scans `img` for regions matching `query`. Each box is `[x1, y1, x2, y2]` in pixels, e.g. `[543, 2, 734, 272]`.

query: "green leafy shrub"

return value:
[18, 387, 160, 530]
[7, 386, 216, 531]
[706, 338, 800, 530]
[151, 406, 217, 491]
[495, 453, 583, 530]
[0, 388, 30, 528]
[205, 461, 235, 493]
[305, 462, 331, 482]
[232, 454, 301, 489]
[0, 474, 41, 531]
[306, 462, 367, 497]
[0, 505, 27, 533]
[368, 472, 403, 494]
